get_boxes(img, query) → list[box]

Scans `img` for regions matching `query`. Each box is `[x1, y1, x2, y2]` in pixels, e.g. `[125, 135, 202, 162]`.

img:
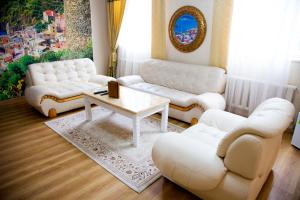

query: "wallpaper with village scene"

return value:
[0, 0, 92, 100]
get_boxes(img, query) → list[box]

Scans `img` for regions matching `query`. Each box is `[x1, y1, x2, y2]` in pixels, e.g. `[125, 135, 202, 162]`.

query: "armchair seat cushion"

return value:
[152, 133, 227, 191]
[128, 82, 197, 107]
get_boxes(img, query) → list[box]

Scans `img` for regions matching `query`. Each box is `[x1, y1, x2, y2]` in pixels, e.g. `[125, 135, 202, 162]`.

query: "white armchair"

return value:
[152, 98, 295, 200]
[25, 58, 115, 117]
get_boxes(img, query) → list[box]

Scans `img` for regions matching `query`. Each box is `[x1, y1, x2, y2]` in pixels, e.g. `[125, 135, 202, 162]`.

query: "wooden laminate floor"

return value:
[0, 97, 299, 200]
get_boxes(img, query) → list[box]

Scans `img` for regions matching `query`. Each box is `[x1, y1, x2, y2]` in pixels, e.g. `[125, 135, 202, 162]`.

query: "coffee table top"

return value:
[83, 86, 170, 114]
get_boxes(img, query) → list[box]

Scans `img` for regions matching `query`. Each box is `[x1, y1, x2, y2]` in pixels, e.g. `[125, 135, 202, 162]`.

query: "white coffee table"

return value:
[82, 86, 170, 147]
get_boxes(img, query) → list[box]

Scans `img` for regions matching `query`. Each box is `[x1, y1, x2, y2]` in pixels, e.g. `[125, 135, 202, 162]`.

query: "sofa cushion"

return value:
[139, 59, 226, 95]
[38, 81, 101, 99]
[28, 58, 96, 85]
[129, 82, 197, 107]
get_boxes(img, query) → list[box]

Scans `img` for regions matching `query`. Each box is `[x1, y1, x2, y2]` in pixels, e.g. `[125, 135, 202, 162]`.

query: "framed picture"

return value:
[169, 6, 206, 53]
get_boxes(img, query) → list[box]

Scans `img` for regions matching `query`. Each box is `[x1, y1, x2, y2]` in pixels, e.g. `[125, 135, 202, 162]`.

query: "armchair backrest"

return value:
[139, 59, 226, 95]
[217, 98, 295, 157]
[26, 58, 96, 86]
[217, 98, 295, 179]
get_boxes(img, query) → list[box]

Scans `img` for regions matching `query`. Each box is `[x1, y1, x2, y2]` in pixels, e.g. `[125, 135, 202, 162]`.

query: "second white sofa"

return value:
[118, 59, 227, 124]
[25, 58, 115, 117]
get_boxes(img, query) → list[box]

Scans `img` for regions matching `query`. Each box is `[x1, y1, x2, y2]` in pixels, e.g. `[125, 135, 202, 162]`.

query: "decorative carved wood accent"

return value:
[40, 95, 83, 104]
[40, 94, 204, 118]
[169, 103, 203, 111]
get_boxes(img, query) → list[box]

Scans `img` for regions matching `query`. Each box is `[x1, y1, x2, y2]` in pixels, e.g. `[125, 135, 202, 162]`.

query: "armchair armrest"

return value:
[89, 75, 116, 86]
[194, 93, 226, 111]
[200, 109, 246, 132]
[152, 133, 226, 191]
[224, 134, 263, 179]
[117, 75, 144, 86]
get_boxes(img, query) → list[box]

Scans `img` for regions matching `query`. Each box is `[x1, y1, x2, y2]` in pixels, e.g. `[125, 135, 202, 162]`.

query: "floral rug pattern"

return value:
[45, 106, 184, 192]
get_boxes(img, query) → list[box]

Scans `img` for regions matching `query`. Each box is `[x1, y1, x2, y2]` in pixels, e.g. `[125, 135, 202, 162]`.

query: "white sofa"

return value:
[152, 98, 295, 200]
[25, 58, 115, 117]
[117, 59, 226, 124]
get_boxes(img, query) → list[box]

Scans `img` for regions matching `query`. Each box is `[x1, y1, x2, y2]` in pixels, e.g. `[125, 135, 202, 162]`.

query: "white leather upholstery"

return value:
[29, 58, 96, 85]
[152, 98, 295, 200]
[217, 98, 296, 157]
[117, 59, 226, 123]
[25, 58, 115, 116]
[152, 132, 227, 191]
[117, 75, 144, 86]
[129, 82, 197, 107]
[140, 59, 226, 94]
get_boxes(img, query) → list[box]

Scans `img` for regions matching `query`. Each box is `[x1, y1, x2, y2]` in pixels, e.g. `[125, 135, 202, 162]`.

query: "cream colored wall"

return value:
[165, 0, 214, 65]
[89, 0, 300, 116]
[289, 61, 300, 115]
[90, 0, 109, 75]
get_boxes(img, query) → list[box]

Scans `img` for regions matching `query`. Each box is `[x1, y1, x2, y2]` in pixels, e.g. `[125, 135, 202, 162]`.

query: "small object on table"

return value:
[100, 92, 109, 96]
[93, 90, 108, 95]
[108, 81, 119, 98]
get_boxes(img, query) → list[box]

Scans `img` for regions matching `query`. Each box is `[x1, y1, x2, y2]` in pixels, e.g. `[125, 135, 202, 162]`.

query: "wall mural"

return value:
[0, 0, 92, 100]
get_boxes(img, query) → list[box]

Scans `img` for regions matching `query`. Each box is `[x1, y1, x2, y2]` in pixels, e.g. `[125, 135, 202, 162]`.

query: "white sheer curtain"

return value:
[116, 0, 152, 77]
[226, 0, 300, 115]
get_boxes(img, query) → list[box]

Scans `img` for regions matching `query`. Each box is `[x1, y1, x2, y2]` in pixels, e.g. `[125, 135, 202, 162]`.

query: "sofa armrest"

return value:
[200, 109, 246, 132]
[117, 75, 144, 86]
[25, 86, 58, 107]
[89, 75, 116, 86]
[194, 93, 226, 111]
[152, 133, 227, 191]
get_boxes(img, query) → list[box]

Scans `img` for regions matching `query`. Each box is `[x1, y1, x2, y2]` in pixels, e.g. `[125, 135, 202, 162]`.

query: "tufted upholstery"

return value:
[117, 59, 226, 123]
[140, 59, 226, 94]
[28, 58, 96, 85]
[25, 58, 116, 117]
[152, 98, 295, 200]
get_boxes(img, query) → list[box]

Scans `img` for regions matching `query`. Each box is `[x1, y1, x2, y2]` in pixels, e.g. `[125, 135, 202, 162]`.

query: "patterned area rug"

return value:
[45, 106, 184, 193]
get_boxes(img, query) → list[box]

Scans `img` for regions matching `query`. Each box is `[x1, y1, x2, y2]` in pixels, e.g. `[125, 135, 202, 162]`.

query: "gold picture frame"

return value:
[169, 6, 207, 53]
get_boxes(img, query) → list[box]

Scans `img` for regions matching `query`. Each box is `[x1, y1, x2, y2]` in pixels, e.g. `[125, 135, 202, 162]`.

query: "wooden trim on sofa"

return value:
[40, 95, 204, 112]
[169, 103, 203, 111]
[40, 95, 83, 104]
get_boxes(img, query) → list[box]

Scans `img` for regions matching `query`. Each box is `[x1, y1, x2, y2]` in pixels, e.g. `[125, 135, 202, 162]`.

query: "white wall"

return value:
[289, 61, 300, 115]
[165, 0, 214, 65]
[90, 0, 109, 75]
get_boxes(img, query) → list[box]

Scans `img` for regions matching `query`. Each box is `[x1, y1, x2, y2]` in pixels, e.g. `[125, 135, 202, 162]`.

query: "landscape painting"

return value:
[174, 13, 198, 45]
[0, 0, 92, 100]
[0, 0, 66, 74]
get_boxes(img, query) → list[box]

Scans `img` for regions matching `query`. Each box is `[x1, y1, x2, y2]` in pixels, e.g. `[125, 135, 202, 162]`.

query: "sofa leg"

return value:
[191, 118, 198, 125]
[48, 108, 57, 118]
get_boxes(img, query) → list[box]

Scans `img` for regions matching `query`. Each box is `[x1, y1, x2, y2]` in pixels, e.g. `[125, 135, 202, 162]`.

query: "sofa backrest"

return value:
[27, 58, 96, 86]
[139, 59, 226, 95]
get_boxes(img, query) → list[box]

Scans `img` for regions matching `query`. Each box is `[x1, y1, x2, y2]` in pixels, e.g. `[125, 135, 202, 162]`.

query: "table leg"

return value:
[84, 97, 92, 121]
[133, 117, 140, 147]
[161, 104, 169, 132]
